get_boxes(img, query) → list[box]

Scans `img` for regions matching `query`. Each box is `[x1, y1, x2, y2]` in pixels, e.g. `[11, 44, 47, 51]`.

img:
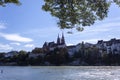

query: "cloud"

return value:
[0, 23, 6, 29]
[70, 22, 120, 37]
[24, 44, 35, 48]
[0, 43, 13, 51]
[0, 33, 33, 43]
[80, 22, 117, 33]
[100, 17, 120, 23]
[23, 26, 61, 38]
[97, 22, 120, 28]
[10, 42, 21, 46]
[65, 21, 120, 45]
[74, 37, 113, 44]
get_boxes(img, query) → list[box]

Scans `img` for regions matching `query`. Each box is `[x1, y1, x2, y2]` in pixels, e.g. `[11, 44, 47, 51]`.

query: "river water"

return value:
[0, 66, 120, 80]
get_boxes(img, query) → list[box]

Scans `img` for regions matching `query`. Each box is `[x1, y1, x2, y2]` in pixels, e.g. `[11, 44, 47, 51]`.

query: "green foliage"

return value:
[28, 56, 43, 65]
[84, 46, 100, 65]
[0, 53, 5, 62]
[45, 48, 68, 65]
[0, 0, 20, 6]
[42, 0, 120, 32]
[32, 48, 43, 54]
[16, 51, 28, 65]
[19, 50, 27, 54]
[1, 0, 120, 32]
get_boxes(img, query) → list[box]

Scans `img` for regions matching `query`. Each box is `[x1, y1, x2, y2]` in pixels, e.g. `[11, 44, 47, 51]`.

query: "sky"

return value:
[0, 0, 120, 52]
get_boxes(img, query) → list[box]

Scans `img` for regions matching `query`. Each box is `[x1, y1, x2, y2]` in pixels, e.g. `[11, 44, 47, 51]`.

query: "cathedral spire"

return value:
[61, 32, 65, 44]
[57, 34, 60, 45]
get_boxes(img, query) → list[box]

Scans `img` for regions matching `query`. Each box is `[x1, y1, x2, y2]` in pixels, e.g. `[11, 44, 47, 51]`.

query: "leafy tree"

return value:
[28, 55, 43, 65]
[85, 46, 100, 65]
[0, 53, 5, 63]
[45, 47, 68, 65]
[42, 0, 120, 32]
[1, 0, 120, 32]
[0, 0, 20, 6]
[19, 50, 27, 54]
[73, 51, 81, 58]
[32, 47, 43, 54]
[16, 50, 28, 65]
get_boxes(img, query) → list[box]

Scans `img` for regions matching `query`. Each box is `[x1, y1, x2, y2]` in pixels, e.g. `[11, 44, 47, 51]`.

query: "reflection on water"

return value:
[0, 66, 120, 80]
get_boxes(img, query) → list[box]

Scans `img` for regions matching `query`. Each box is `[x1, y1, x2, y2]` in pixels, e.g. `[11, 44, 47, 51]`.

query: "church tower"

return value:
[43, 42, 49, 52]
[57, 34, 61, 45]
[61, 33, 65, 44]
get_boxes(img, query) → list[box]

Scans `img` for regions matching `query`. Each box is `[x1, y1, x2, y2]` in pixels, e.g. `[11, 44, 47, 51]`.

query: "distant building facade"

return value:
[97, 38, 120, 54]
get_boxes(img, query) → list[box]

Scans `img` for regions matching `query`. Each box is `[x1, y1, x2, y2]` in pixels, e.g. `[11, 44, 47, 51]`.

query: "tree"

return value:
[16, 50, 28, 65]
[44, 47, 68, 65]
[32, 47, 43, 54]
[42, 0, 120, 32]
[0, 53, 5, 63]
[1, 0, 120, 32]
[0, 0, 20, 6]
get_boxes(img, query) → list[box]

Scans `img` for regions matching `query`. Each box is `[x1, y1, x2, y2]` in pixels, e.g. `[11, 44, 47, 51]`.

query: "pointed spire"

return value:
[43, 42, 47, 47]
[58, 34, 59, 38]
[61, 32, 65, 44]
[57, 34, 60, 45]
[62, 32, 64, 38]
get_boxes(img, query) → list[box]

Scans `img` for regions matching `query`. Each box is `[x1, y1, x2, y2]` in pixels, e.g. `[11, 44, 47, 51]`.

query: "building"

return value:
[97, 38, 120, 54]
[42, 33, 66, 52]
[67, 45, 76, 57]
[4, 51, 18, 58]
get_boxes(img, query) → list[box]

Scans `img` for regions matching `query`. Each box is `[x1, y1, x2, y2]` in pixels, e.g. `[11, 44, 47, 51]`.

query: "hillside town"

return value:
[0, 34, 120, 66]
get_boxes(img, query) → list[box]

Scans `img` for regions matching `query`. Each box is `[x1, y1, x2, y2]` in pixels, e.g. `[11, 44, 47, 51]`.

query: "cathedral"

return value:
[43, 33, 66, 52]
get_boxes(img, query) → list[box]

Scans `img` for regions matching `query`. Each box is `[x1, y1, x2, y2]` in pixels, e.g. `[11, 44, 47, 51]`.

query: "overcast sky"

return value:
[0, 0, 120, 52]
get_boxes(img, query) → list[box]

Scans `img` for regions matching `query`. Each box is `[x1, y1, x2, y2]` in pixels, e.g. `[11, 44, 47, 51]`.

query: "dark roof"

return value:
[67, 45, 76, 49]
[97, 40, 103, 44]
[48, 42, 56, 47]
[97, 38, 120, 46]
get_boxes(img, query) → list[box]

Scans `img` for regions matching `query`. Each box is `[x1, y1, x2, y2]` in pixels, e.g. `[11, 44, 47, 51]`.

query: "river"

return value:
[0, 66, 120, 80]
